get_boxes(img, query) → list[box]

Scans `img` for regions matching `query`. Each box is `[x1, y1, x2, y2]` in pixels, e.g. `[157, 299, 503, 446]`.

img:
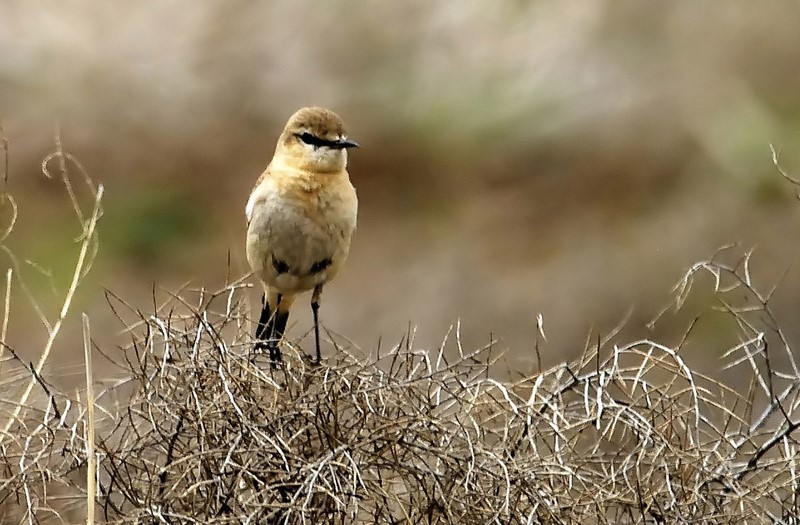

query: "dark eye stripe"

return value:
[295, 132, 336, 148]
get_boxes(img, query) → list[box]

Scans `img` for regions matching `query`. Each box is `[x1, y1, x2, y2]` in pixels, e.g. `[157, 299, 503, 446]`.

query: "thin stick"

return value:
[0, 121, 8, 204]
[82, 313, 96, 525]
[0, 268, 11, 370]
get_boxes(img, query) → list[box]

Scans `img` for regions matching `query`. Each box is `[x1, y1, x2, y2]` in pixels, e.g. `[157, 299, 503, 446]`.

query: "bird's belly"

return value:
[247, 197, 352, 293]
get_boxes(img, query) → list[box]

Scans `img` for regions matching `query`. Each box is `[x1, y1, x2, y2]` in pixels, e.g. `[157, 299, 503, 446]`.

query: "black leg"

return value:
[265, 293, 283, 363]
[254, 293, 288, 365]
[254, 293, 271, 348]
[269, 308, 289, 363]
[311, 285, 323, 364]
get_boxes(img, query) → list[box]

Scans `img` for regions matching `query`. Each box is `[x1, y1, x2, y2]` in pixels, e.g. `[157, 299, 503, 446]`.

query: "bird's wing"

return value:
[245, 166, 273, 226]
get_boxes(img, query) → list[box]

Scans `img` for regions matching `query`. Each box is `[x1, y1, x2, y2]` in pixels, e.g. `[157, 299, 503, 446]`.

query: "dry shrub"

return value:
[1, 138, 800, 524]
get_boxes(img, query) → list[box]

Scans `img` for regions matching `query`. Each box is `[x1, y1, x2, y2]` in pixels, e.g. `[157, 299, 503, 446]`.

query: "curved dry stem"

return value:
[0, 183, 103, 443]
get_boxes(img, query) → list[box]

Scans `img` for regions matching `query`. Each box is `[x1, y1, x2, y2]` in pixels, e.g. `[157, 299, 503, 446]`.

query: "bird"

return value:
[245, 107, 359, 364]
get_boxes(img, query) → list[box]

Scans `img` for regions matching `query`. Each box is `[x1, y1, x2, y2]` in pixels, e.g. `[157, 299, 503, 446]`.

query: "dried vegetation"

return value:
[1, 139, 800, 524]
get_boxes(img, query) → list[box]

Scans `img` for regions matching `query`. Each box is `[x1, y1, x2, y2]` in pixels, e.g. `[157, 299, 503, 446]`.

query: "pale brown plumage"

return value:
[245, 107, 358, 363]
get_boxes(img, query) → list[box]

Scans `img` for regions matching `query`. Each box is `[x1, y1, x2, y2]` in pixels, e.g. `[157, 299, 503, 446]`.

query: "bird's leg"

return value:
[265, 293, 284, 363]
[254, 292, 287, 365]
[254, 293, 271, 350]
[311, 285, 323, 365]
[270, 301, 290, 364]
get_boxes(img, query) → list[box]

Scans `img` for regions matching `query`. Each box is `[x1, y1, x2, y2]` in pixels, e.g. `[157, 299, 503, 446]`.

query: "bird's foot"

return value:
[253, 339, 282, 368]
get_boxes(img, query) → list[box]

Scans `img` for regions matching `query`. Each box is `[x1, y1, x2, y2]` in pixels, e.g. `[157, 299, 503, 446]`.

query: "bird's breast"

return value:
[246, 168, 357, 293]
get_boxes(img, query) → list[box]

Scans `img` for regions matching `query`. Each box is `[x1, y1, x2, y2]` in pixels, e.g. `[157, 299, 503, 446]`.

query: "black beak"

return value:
[332, 138, 359, 149]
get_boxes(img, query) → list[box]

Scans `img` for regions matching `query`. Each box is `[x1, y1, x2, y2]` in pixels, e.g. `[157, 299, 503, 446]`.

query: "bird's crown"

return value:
[284, 107, 347, 139]
[277, 107, 359, 156]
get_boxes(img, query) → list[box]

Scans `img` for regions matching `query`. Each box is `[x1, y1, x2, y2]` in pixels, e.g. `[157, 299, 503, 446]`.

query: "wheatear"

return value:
[245, 107, 359, 364]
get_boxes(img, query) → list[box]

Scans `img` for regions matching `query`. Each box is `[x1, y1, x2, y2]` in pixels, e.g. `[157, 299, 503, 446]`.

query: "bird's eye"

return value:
[298, 132, 316, 145]
[295, 132, 335, 148]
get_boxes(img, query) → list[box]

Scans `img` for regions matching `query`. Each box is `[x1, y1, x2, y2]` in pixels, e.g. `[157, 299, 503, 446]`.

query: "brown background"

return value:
[3, 1, 800, 381]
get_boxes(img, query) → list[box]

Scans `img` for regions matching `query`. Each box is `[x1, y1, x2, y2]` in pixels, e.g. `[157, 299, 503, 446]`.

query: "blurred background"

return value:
[3, 1, 800, 378]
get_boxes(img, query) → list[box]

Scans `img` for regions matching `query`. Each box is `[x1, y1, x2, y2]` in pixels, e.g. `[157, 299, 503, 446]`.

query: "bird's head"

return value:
[275, 107, 359, 173]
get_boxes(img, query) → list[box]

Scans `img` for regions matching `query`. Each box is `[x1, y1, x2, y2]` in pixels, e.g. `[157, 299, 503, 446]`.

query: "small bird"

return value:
[245, 107, 359, 364]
